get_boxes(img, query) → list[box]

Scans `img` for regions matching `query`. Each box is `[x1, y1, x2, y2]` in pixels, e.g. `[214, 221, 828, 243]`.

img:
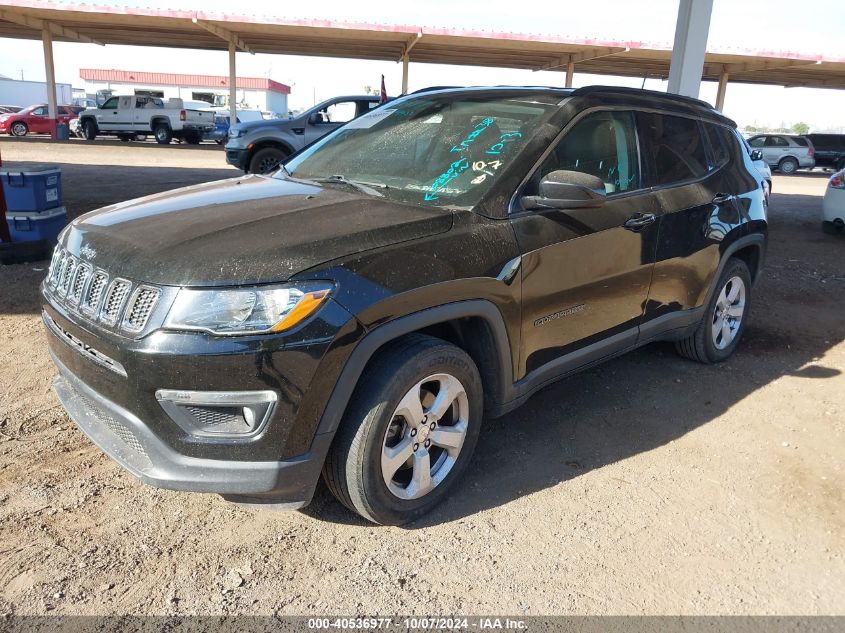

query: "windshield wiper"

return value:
[311, 174, 388, 196]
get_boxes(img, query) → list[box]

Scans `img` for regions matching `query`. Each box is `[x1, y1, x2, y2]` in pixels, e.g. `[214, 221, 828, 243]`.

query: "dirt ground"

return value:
[0, 138, 843, 616]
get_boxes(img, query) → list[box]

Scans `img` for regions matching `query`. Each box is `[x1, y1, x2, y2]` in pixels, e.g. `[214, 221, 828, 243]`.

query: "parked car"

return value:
[822, 168, 845, 234]
[225, 95, 384, 174]
[746, 134, 815, 174]
[740, 137, 772, 203]
[0, 104, 23, 114]
[206, 110, 264, 144]
[806, 134, 845, 171]
[42, 86, 767, 525]
[0, 104, 80, 136]
[77, 95, 214, 144]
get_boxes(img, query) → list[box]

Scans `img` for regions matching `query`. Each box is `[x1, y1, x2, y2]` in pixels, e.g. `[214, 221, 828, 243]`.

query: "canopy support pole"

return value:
[42, 27, 58, 139]
[667, 0, 714, 98]
[565, 59, 575, 88]
[402, 52, 409, 94]
[715, 69, 729, 110]
[228, 42, 236, 127]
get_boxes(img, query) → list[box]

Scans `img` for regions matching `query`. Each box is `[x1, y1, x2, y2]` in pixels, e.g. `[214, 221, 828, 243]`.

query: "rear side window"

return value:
[792, 136, 809, 147]
[765, 136, 789, 147]
[639, 113, 708, 185]
[703, 123, 731, 169]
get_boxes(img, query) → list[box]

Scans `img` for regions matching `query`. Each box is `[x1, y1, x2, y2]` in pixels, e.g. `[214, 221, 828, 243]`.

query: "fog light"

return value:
[155, 389, 277, 439]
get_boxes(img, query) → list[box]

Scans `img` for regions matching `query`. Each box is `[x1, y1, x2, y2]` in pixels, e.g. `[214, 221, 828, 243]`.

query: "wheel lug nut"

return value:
[410, 428, 417, 437]
[424, 439, 431, 448]
[430, 422, 436, 429]
[413, 443, 419, 451]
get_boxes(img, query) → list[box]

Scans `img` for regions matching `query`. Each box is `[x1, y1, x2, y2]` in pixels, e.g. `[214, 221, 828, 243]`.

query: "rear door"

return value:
[511, 109, 660, 377]
[640, 113, 743, 325]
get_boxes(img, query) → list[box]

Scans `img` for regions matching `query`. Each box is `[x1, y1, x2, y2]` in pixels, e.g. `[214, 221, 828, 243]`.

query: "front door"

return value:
[303, 99, 360, 145]
[511, 110, 659, 378]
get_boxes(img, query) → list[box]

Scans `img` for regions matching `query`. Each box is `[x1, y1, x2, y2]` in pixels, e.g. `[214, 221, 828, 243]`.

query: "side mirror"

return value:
[750, 149, 763, 162]
[522, 170, 607, 210]
[307, 112, 321, 125]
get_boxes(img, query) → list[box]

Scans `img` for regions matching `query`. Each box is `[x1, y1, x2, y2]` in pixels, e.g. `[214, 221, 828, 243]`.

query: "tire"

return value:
[323, 334, 483, 525]
[822, 221, 844, 235]
[153, 123, 172, 144]
[778, 157, 799, 175]
[10, 121, 28, 137]
[676, 258, 753, 364]
[82, 119, 97, 141]
[183, 131, 201, 145]
[248, 147, 288, 174]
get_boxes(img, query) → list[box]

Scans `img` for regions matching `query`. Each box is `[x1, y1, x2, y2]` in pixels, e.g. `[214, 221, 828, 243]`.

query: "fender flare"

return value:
[314, 299, 514, 437]
[704, 232, 767, 308]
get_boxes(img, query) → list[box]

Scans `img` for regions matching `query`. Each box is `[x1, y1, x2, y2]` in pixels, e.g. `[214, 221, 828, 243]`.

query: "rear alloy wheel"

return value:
[154, 123, 172, 144]
[10, 122, 28, 137]
[248, 147, 288, 174]
[323, 334, 483, 525]
[778, 157, 799, 175]
[676, 258, 752, 364]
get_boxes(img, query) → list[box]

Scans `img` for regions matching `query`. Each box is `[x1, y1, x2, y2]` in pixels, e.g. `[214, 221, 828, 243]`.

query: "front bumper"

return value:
[225, 146, 249, 170]
[52, 352, 330, 506]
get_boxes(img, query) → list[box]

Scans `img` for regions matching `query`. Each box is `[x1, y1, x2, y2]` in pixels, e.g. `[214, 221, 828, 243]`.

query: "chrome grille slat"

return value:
[81, 270, 109, 315]
[100, 279, 132, 325]
[46, 246, 159, 335]
[122, 286, 160, 333]
[68, 263, 91, 305]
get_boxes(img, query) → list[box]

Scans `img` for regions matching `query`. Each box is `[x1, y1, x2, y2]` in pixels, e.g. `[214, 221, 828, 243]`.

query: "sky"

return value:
[1, 0, 844, 131]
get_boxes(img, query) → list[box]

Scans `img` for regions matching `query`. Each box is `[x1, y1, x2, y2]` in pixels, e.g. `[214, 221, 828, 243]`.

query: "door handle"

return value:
[712, 192, 734, 204]
[623, 213, 657, 232]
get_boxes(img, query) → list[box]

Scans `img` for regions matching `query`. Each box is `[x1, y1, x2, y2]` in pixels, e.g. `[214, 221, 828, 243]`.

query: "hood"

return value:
[62, 175, 453, 286]
[233, 116, 298, 134]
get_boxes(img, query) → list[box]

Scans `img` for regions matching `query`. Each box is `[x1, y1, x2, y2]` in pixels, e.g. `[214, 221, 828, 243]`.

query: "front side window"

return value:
[749, 136, 765, 148]
[32, 107, 48, 116]
[286, 92, 559, 207]
[319, 101, 357, 124]
[640, 113, 708, 185]
[100, 97, 119, 110]
[527, 110, 640, 195]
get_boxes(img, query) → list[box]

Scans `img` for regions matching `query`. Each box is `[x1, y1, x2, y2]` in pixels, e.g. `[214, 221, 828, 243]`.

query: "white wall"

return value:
[0, 78, 73, 106]
[82, 80, 287, 113]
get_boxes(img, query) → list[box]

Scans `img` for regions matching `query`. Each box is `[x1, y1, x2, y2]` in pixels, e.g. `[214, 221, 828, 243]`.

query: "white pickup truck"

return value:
[78, 95, 214, 144]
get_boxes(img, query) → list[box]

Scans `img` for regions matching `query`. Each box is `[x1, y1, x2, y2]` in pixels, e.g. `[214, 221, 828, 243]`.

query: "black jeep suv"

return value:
[43, 86, 767, 525]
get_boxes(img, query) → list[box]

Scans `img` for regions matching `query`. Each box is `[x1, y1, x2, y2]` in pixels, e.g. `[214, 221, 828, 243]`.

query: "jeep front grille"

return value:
[45, 246, 162, 335]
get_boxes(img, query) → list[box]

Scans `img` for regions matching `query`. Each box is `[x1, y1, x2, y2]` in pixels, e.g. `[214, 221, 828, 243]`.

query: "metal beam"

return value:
[192, 18, 254, 54]
[0, 9, 103, 45]
[534, 47, 628, 72]
[723, 59, 821, 74]
[667, 0, 714, 97]
[565, 59, 575, 88]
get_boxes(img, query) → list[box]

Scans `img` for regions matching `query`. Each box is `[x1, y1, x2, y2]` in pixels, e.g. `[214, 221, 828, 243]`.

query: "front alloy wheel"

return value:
[381, 374, 469, 500]
[323, 334, 483, 525]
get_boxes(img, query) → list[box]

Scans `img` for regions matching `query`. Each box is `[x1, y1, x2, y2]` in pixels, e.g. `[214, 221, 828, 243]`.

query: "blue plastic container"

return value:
[0, 163, 62, 212]
[6, 207, 67, 243]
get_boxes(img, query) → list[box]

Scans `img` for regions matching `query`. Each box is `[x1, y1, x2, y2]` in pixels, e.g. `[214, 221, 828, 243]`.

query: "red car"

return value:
[0, 104, 80, 137]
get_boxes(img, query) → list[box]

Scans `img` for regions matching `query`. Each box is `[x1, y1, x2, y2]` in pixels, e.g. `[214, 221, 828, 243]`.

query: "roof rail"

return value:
[571, 85, 716, 111]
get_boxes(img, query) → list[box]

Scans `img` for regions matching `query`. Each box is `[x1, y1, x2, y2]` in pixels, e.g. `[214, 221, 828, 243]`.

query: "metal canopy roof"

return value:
[1, 0, 844, 90]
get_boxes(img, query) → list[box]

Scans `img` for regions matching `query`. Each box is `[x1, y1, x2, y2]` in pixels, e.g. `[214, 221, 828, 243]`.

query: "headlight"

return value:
[163, 283, 332, 335]
[228, 127, 244, 138]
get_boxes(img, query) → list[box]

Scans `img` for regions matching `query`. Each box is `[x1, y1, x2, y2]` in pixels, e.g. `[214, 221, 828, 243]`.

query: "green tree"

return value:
[791, 121, 810, 135]
[744, 125, 759, 133]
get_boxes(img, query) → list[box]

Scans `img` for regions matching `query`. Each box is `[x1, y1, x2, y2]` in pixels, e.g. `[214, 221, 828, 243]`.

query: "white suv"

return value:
[747, 134, 816, 175]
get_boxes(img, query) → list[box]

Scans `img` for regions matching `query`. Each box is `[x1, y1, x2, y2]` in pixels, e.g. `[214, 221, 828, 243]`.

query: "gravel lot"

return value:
[0, 139, 843, 616]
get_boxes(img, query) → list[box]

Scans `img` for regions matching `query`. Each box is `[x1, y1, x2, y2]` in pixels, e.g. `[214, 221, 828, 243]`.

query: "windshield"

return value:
[284, 92, 560, 207]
